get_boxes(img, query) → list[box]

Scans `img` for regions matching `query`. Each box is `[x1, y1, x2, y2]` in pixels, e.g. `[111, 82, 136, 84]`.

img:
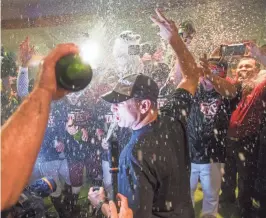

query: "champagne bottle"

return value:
[55, 54, 93, 92]
[73, 129, 83, 142]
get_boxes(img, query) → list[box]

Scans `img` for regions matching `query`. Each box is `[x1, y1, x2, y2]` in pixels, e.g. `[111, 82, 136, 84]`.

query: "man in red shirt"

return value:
[221, 57, 266, 218]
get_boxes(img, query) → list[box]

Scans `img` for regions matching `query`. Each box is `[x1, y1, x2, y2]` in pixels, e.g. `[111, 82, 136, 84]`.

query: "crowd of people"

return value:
[1, 9, 266, 218]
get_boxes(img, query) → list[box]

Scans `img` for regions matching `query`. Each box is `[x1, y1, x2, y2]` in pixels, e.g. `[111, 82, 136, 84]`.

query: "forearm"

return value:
[169, 37, 199, 95]
[1, 87, 52, 209]
[169, 37, 198, 80]
[208, 74, 237, 98]
[168, 59, 183, 86]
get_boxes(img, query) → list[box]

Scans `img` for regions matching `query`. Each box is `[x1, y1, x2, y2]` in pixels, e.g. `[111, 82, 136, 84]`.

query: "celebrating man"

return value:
[88, 9, 200, 218]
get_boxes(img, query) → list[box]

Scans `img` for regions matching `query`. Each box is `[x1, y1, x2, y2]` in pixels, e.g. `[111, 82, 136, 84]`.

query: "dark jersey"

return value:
[37, 99, 67, 162]
[118, 89, 194, 218]
[187, 84, 240, 163]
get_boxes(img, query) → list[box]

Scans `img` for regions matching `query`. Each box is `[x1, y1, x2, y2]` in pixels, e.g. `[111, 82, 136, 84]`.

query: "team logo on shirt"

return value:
[105, 113, 115, 123]
[200, 99, 222, 119]
[68, 111, 92, 126]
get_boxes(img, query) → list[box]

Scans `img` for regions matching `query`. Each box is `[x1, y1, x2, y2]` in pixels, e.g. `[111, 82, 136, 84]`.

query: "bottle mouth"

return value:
[56, 54, 93, 92]
[59, 75, 91, 92]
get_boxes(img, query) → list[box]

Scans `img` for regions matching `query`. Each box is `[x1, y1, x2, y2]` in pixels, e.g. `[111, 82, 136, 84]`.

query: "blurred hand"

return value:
[66, 116, 79, 135]
[109, 193, 133, 218]
[88, 187, 106, 208]
[81, 128, 88, 142]
[55, 141, 65, 152]
[19, 37, 35, 67]
[210, 46, 221, 58]
[244, 41, 261, 58]
[96, 128, 104, 137]
[67, 115, 75, 126]
[199, 54, 211, 79]
[96, 128, 105, 141]
[35, 43, 79, 99]
[153, 48, 164, 61]
[150, 9, 179, 43]
[101, 139, 110, 150]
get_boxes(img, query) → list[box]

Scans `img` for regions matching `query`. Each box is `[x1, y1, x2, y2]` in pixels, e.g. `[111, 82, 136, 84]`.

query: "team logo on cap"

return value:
[118, 79, 133, 86]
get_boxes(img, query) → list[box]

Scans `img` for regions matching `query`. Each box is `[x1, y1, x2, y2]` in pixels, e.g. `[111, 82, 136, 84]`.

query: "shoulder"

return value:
[258, 70, 266, 77]
[133, 118, 184, 153]
[160, 88, 193, 113]
[254, 76, 266, 93]
[170, 88, 194, 100]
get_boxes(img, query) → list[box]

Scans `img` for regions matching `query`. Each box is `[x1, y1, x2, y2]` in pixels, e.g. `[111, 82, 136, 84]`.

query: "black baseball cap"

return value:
[101, 74, 159, 103]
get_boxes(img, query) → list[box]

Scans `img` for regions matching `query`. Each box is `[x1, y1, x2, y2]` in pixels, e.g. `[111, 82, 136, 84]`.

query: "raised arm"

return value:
[1, 43, 79, 210]
[166, 55, 183, 87]
[199, 56, 237, 98]
[151, 9, 199, 96]
[245, 41, 266, 67]
[17, 37, 35, 99]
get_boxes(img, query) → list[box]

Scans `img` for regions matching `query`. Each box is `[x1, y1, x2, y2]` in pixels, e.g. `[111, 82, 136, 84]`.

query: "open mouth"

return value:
[238, 71, 247, 79]
[115, 116, 120, 122]
[112, 113, 120, 122]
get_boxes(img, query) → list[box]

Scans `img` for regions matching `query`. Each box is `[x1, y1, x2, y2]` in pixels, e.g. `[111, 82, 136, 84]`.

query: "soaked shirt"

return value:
[187, 84, 240, 164]
[63, 97, 108, 161]
[228, 79, 266, 138]
[38, 99, 67, 162]
[118, 89, 194, 218]
[157, 83, 176, 109]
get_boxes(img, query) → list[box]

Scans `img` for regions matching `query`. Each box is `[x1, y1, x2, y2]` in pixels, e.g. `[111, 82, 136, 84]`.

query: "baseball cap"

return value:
[101, 74, 159, 103]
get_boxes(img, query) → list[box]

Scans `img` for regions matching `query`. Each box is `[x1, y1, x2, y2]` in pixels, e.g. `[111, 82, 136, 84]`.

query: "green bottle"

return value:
[73, 130, 83, 142]
[55, 54, 93, 92]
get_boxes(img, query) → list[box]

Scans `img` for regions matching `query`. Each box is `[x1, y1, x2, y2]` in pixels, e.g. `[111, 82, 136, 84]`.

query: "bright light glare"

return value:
[80, 41, 100, 69]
